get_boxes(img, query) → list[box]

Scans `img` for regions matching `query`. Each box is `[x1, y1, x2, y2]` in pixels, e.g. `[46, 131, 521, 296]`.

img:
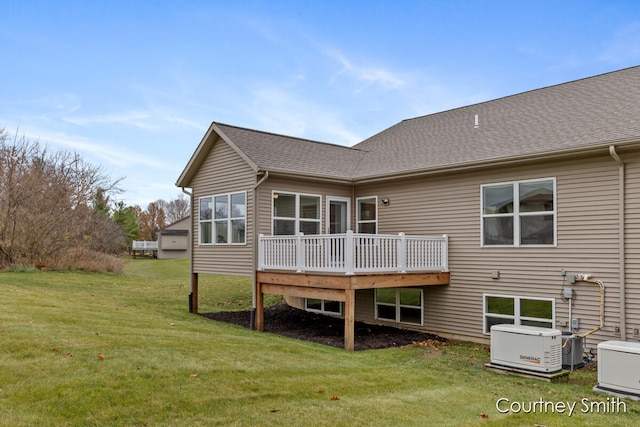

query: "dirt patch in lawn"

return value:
[202, 303, 447, 351]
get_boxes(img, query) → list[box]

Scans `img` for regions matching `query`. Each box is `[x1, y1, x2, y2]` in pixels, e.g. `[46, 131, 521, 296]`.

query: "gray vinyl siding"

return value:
[353, 154, 625, 346]
[189, 135, 639, 346]
[190, 137, 256, 276]
[623, 151, 640, 340]
[256, 177, 352, 236]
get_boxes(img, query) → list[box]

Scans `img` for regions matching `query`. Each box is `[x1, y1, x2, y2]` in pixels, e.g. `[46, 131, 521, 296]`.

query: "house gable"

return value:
[190, 135, 257, 276]
[176, 123, 259, 189]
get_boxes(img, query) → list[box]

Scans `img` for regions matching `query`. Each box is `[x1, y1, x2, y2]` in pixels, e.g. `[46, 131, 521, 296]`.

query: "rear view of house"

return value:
[177, 66, 640, 351]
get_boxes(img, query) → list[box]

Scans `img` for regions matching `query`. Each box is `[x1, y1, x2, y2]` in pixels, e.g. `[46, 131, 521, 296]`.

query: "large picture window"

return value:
[357, 197, 377, 234]
[375, 288, 423, 325]
[481, 178, 555, 246]
[272, 192, 321, 235]
[199, 192, 246, 244]
[483, 294, 555, 334]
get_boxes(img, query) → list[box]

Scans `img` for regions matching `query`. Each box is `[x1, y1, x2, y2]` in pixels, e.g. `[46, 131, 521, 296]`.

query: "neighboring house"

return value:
[157, 217, 191, 259]
[176, 66, 640, 351]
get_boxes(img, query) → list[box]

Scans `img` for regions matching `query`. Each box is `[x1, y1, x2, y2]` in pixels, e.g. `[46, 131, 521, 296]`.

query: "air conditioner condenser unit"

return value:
[490, 324, 562, 373]
[595, 340, 640, 399]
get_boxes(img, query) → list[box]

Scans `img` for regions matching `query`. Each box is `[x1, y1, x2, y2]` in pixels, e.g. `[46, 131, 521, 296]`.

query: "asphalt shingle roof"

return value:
[214, 124, 366, 180]
[179, 66, 640, 186]
[352, 66, 640, 178]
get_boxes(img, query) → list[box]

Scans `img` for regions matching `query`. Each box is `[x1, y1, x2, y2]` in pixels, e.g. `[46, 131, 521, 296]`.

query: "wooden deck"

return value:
[255, 270, 450, 351]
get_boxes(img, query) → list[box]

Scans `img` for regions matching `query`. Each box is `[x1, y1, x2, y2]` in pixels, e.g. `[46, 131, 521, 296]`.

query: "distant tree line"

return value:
[109, 195, 190, 246]
[0, 128, 190, 272]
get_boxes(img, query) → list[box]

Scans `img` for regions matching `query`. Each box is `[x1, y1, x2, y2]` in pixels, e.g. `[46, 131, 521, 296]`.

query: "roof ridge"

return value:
[401, 65, 640, 124]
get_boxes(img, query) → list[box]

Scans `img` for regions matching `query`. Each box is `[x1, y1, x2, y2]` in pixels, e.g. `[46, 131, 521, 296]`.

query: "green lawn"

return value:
[0, 258, 637, 426]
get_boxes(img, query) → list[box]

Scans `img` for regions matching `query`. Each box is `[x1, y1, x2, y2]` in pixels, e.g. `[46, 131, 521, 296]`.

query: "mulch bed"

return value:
[201, 303, 447, 351]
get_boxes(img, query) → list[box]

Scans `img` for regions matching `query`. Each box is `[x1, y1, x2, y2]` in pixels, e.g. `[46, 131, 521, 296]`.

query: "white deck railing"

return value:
[132, 240, 158, 250]
[258, 231, 448, 275]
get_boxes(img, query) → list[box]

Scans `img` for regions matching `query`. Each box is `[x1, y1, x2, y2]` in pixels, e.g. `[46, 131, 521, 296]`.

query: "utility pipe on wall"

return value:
[562, 275, 606, 348]
[609, 145, 626, 340]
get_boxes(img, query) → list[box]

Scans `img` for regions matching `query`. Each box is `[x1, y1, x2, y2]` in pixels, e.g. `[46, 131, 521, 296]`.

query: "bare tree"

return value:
[159, 194, 190, 224]
[0, 128, 125, 270]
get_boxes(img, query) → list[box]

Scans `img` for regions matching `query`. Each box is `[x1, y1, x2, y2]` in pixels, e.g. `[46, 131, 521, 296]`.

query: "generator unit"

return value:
[596, 340, 640, 398]
[490, 324, 562, 373]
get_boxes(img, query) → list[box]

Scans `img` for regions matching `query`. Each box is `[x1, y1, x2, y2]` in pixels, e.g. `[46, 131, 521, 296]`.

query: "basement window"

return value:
[375, 288, 423, 325]
[483, 294, 555, 334]
[305, 299, 342, 316]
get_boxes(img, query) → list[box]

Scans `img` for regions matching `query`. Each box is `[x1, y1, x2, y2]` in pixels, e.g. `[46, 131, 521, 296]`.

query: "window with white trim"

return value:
[199, 192, 246, 244]
[199, 196, 213, 244]
[272, 192, 321, 235]
[483, 294, 555, 334]
[375, 288, 423, 325]
[357, 196, 377, 234]
[481, 178, 556, 246]
[305, 298, 342, 316]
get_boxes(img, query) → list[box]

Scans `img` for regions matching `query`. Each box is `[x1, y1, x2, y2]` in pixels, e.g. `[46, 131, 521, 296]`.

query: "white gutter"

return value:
[609, 146, 626, 340]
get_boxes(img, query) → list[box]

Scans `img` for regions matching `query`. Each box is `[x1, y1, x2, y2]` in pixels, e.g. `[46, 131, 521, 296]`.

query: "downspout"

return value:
[609, 146, 626, 340]
[251, 171, 269, 329]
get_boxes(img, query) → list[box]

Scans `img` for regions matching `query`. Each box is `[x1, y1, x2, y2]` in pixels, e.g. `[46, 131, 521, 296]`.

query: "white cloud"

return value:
[15, 92, 83, 116]
[20, 127, 172, 169]
[598, 21, 640, 64]
[324, 48, 405, 91]
[63, 110, 156, 130]
[248, 86, 362, 145]
[63, 107, 202, 132]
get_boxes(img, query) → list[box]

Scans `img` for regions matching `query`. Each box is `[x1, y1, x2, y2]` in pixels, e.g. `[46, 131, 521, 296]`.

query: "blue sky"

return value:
[2, 0, 640, 207]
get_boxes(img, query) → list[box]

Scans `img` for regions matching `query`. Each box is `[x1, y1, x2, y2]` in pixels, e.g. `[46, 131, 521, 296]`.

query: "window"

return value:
[481, 178, 555, 246]
[272, 192, 321, 235]
[199, 197, 213, 244]
[305, 299, 342, 315]
[357, 197, 377, 234]
[483, 294, 555, 334]
[375, 288, 423, 325]
[199, 192, 246, 244]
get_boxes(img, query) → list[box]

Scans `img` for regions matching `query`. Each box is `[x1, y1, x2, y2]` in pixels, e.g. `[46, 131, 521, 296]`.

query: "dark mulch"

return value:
[201, 303, 447, 351]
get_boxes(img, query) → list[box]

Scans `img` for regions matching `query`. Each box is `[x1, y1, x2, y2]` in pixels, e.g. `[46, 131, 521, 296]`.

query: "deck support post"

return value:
[255, 281, 265, 331]
[344, 289, 355, 351]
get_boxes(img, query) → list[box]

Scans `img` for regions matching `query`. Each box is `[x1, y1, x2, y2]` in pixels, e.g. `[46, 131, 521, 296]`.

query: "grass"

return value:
[0, 258, 638, 426]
